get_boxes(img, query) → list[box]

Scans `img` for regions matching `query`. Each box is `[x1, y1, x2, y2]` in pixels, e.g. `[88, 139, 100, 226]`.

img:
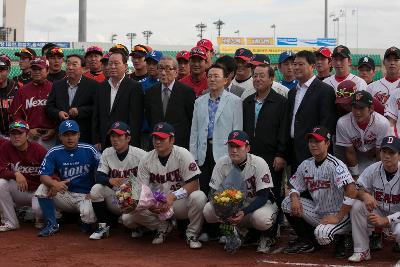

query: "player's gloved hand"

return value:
[368, 213, 389, 227]
[109, 177, 124, 187]
[28, 128, 41, 140]
[228, 211, 245, 225]
[362, 194, 378, 212]
[273, 156, 286, 172]
[58, 111, 69, 120]
[320, 214, 341, 225]
[68, 108, 79, 118]
[42, 129, 55, 141]
[15, 172, 28, 192]
[52, 180, 69, 194]
[290, 196, 303, 217]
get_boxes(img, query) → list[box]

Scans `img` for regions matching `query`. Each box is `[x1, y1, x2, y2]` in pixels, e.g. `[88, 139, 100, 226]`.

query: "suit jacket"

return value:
[243, 89, 289, 165]
[288, 77, 336, 169]
[46, 76, 97, 143]
[145, 80, 195, 149]
[190, 90, 243, 166]
[92, 76, 143, 149]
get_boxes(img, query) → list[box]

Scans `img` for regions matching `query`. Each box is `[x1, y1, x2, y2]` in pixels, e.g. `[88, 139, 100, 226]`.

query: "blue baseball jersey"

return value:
[280, 79, 298, 90]
[39, 143, 100, 194]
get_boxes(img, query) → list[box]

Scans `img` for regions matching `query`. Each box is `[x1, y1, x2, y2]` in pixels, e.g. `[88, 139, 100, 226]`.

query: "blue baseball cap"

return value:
[226, 130, 249, 146]
[59, 120, 80, 135]
[146, 50, 163, 63]
[279, 51, 295, 64]
[151, 122, 175, 139]
[381, 136, 400, 153]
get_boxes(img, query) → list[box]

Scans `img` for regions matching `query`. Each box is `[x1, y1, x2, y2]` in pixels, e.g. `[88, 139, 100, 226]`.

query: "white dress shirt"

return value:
[108, 75, 125, 111]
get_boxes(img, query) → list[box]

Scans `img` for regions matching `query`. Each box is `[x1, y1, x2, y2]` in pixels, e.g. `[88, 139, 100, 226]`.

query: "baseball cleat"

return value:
[152, 221, 173, 245]
[187, 235, 202, 249]
[283, 241, 315, 254]
[257, 236, 277, 254]
[90, 223, 110, 240]
[0, 223, 16, 232]
[348, 250, 371, 262]
[38, 222, 59, 237]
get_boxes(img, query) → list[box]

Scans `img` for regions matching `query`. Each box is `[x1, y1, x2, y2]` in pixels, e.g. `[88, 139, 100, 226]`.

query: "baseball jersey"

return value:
[385, 89, 400, 136]
[138, 145, 201, 194]
[209, 153, 273, 207]
[289, 154, 354, 215]
[240, 81, 289, 100]
[367, 77, 400, 106]
[336, 111, 390, 152]
[358, 161, 400, 214]
[39, 143, 100, 194]
[323, 73, 367, 92]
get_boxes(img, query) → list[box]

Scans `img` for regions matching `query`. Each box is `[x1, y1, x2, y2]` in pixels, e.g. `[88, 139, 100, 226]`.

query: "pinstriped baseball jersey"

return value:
[336, 112, 390, 152]
[357, 161, 400, 214]
[367, 78, 400, 106]
[385, 90, 400, 135]
[289, 154, 354, 215]
[138, 145, 201, 194]
[323, 74, 367, 92]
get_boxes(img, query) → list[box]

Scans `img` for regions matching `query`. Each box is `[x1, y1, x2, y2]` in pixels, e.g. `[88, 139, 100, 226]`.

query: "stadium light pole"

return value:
[142, 30, 153, 45]
[126, 32, 137, 49]
[78, 0, 87, 42]
[352, 8, 359, 52]
[234, 30, 240, 37]
[195, 22, 207, 40]
[270, 24, 276, 45]
[324, 0, 328, 38]
[340, 9, 347, 45]
[213, 19, 225, 37]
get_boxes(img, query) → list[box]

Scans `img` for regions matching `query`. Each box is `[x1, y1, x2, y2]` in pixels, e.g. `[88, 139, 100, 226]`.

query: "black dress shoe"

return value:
[283, 241, 315, 254]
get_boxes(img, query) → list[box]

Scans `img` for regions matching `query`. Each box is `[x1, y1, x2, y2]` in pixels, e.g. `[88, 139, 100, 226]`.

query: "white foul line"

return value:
[257, 259, 364, 267]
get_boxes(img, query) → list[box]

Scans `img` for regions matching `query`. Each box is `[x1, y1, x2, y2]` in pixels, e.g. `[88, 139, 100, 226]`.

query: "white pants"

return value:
[282, 196, 351, 245]
[122, 190, 207, 237]
[35, 184, 96, 224]
[351, 199, 400, 252]
[0, 179, 41, 228]
[90, 184, 121, 215]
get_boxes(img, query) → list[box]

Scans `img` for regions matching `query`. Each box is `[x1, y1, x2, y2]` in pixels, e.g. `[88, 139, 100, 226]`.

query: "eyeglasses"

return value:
[9, 121, 29, 130]
[336, 89, 355, 98]
[158, 66, 176, 72]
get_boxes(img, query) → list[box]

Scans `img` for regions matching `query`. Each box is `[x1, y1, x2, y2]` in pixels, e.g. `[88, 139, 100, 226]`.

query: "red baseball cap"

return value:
[315, 47, 332, 59]
[151, 122, 175, 139]
[226, 130, 249, 147]
[197, 39, 214, 52]
[335, 80, 357, 104]
[189, 46, 207, 61]
[9, 120, 30, 133]
[85, 46, 103, 57]
[30, 57, 49, 69]
[176, 50, 190, 62]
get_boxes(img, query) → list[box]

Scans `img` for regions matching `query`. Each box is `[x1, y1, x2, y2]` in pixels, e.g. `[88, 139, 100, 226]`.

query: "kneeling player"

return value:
[122, 122, 207, 249]
[35, 120, 100, 237]
[0, 121, 47, 231]
[349, 136, 400, 262]
[203, 130, 278, 253]
[282, 126, 357, 258]
[89, 122, 147, 240]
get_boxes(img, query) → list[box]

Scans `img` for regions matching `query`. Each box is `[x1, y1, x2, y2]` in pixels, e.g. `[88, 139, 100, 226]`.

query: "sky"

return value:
[17, 0, 400, 49]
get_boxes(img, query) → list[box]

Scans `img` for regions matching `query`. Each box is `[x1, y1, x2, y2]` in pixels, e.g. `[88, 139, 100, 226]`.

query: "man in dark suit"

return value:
[145, 56, 195, 149]
[288, 50, 336, 173]
[92, 51, 143, 150]
[46, 54, 98, 143]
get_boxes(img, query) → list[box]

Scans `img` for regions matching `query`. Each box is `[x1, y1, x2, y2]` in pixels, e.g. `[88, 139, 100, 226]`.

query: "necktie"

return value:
[162, 88, 170, 115]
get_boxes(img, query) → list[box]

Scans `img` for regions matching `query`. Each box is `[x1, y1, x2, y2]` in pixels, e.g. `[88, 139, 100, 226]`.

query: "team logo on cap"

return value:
[191, 47, 205, 55]
[232, 131, 239, 138]
[363, 57, 369, 62]
[114, 122, 120, 127]
[66, 121, 72, 128]
[355, 92, 363, 101]
[389, 47, 398, 52]
[155, 124, 163, 130]
[312, 127, 320, 132]
[387, 136, 394, 144]
[150, 51, 156, 57]
[337, 47, 344, 53]
[238, 49, 245, 55]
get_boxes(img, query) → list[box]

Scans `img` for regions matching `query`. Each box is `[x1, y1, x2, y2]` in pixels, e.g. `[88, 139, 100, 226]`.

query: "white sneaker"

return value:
[0, 222, 16, 232]
[152, 222, 173, 245]
[257, 236, 277, 254]
[89, 223, 110, 240]
[348, 250, 371, 262]
[198, 233, 209, 242]
[219, 235, 227, 244]
[187, 235, 202, 249]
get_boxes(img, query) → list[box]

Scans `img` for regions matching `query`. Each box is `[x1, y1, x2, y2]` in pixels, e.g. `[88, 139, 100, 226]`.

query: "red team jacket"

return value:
[180, 73, 208, 97]
[83, 71, 106, 83]
[10, 80, 55, 129]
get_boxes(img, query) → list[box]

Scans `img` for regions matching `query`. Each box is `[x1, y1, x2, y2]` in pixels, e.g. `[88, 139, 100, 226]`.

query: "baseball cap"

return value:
[335, 80, 357, 104]
[46, 47, 64, 58]
[9, 120, 29, 133]
[351, 90, 373, 108]
[108, 121, 131, 135]
[130, 44, 152, 58]
[358, 56, 375, 70]
[234, 48, 253, 62]
[151, 122, 175, 139]
[176, 50, 190, 62]
[15, 47, 37, 59]
[30, 57, 49, 69]
[109, 44, 129, 57]
[59, 120, 80, 135]
[332, 45, 351, 59]
[249, 54, 271, 66]
[189, 46, 207, 61]
[100, 52, 112, 63]
[197, 39, 214, 52]
[381, 136, 400, 153]
[315, 47, 332, 59]
[306, 126, 331, 141]
[85, 46, 103, 57]
[0, 55, 11, 69]
[278, 51, 295, 64]
[146, 50, 163, 63]
[226, 130, 250, 147]
[384, 46, 400, 60]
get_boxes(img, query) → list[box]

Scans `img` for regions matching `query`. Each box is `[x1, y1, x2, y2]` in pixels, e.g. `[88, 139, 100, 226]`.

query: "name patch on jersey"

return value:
[374, 189, 400, 204]
[304, 177, 331, 192]
[149, 169, 182, 184]
[110, 167, 138, 179]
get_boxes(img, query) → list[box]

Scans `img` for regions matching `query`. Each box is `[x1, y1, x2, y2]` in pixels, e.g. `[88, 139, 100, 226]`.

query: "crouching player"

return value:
[122, 122, 207, 249]
[349, 136, 400, 262]
[203, 130, 278, 253]
[89, 122, 147, 240]
[35, 120, 100, 237]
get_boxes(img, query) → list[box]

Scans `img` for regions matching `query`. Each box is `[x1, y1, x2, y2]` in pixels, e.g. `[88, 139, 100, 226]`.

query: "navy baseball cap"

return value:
[152, 122, 175, 139]
[226, 130, 250, 147]
[108, 121, 131, 135]
[146, 50, 163, 63]
[381, 136, 400, 153]
[332, 45, 351, 59]
[352, 90, 373, 108]
[384, 46, 400, 60]
[249, 54, 271, 66]
[234, 48, 253, 62]
[307, 126, 331, 141]
[279, 51, 295, 64]
[59, 120, 80, 135]
[358, 56, 375, 70]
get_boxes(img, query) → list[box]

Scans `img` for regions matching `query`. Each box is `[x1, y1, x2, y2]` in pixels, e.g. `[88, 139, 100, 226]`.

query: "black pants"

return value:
[198, 142, 216, 197]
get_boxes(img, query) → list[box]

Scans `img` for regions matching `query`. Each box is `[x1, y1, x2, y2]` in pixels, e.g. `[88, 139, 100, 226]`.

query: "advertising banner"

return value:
[0, 41, 71, 48]
[277, 38, 297, 46]
[246, 37, 274, 46]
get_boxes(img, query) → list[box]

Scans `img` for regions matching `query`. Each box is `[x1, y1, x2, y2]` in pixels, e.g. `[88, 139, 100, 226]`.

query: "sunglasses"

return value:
[50, 47, 64, 54]
[20, 48, 35, 58]
[9, 121, 29, 130]
[336, 89, 355, 98]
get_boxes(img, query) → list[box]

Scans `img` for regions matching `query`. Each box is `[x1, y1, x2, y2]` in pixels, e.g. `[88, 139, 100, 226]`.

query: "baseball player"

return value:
[203, 130, 278, 253]
[35, 120, 100, 237]
[282, 126, 357, 258]
[323, 45, 367, 92]
[89, 121, 147, 240]
[0, 120, 47, 231]
[121, 122, 207, 249]
[349, 136, 400, 262]
[336, 90, 390, 176]
[315, 47, 332, 81]
[385, 84, 400, 137]
[367, 47, 400, 106]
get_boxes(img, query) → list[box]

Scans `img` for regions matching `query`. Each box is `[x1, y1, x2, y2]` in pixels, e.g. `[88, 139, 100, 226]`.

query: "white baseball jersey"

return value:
[323, 73, 367, 92]
[240, 81, 289, 100]
[384, 89, 400, 136]
[358, 161, 400, 214]
[209, 153, 273, 207]
[367, 78, 400, 106]
[138, 145, 201, 194]
[336, 111, 390, 152]
[289, 154, 354, 215]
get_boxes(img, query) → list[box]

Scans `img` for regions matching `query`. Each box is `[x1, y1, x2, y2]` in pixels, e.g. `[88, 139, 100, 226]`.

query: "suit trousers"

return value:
[198, 142, 215, 196]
